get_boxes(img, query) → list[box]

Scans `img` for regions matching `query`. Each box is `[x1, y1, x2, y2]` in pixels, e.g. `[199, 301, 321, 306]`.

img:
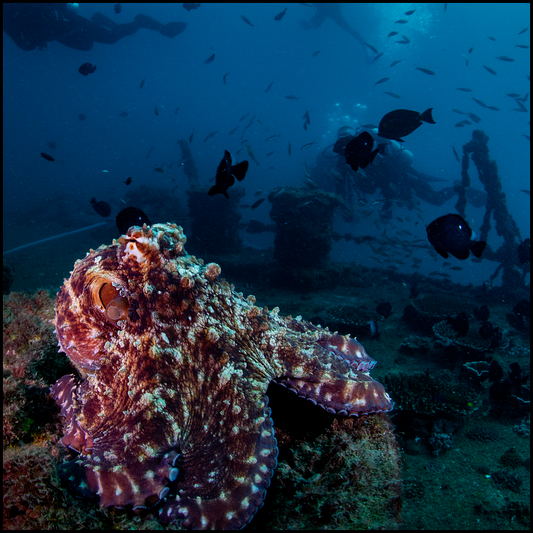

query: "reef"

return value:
[320, 304, 379, 336]
[3, 290, 69, 447]
[381, 370, 481, 417]
[49, 223, 395, 529]
[433, 319, 508, 356]
[411, 293, 476, 319]
[399, 334, 431, 355]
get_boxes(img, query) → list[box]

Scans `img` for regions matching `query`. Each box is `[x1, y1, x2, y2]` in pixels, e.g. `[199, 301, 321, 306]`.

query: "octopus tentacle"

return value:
[160, 403, 277, 529]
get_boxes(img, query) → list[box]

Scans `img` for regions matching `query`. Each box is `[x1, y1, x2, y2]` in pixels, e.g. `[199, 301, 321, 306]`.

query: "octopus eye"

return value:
[99, 283, 129, 326]
[106, 297, 129, 322]
[99, 283, 119, 308]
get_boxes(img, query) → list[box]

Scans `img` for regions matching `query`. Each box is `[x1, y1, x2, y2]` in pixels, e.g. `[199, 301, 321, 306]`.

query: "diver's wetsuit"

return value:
[3, 4, 186, 51]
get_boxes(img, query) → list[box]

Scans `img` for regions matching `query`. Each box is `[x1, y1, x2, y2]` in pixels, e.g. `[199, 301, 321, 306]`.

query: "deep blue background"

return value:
[3, 3, 530, 286]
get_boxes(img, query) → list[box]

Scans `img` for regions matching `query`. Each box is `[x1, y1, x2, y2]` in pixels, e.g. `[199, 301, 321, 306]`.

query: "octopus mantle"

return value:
[51, 223, 393, 529]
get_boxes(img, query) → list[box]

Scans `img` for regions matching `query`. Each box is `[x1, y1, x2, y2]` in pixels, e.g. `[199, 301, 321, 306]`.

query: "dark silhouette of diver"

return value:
[3, 3, 186, 51]
[301, 3, 372, 55]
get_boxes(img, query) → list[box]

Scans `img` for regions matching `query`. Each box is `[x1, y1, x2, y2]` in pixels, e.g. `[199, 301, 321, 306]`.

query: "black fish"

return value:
[40, 152, 55, 162]
[474, 304, 490, 322]
[265, 81, 274, 93]
[478, 321, 498, 339]
[343, 132, 378, 172]
[374, 77, 390, 86]
[78, 63, 96, 76]
[204, 53, 215, 65]
[426, 213, 486, 260]
[140, 78, 145, 89]
[376, 301, 392, 319]
[241, 15, 254, 27]
[204, 131, 218, 142]
[124, 177, 133, 185]
[78, 113, 87, 121]
[274, 8, 287, 21]
[114, 4, 121, 14]
[250, 198, 265, 210]
[90, 198, 111, 217]
[483, 65, 497, 75]
[116, 207, 150, 234]
[415, 67, 435, 75]
[378, 108, 435, 142]
[223, 71, 230, 85]
[208, 150, 249, 199]
[452, 146, 460, 162]
[513, 300, 530, 318]
[447, 312, 469, 336]
[517, 238, 530, 264]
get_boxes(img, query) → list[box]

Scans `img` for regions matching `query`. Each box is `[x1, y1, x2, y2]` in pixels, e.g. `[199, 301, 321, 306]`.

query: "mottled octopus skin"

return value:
[51, 223, 393, 529]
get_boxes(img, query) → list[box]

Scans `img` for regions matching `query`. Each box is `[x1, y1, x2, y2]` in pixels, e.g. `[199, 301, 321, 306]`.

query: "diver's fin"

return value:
[159, 22, 187, 38]
[134, 14, 163, 31]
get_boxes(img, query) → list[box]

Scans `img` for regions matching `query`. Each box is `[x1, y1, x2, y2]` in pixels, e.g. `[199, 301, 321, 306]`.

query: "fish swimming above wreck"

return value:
[378, 108, 435, 142]
[426, 214, 487, 260]
[208, 150, 249, 199]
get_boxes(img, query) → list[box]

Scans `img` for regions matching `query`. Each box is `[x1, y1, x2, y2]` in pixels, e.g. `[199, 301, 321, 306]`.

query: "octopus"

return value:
[51, 223, 393, 529]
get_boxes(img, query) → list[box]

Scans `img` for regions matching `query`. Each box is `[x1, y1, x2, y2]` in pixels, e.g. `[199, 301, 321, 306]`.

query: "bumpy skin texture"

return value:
[51, 223, 393, 529]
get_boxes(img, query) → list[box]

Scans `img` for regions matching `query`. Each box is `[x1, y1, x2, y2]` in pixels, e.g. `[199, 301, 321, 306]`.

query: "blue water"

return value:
[3, 3, 530, 287]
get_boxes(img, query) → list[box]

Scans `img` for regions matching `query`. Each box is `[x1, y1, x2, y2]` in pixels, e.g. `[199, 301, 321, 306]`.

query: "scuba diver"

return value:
[3, 3, 187, 51]
[310, 125, 486, 222]
[300, 4, 374, 58]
